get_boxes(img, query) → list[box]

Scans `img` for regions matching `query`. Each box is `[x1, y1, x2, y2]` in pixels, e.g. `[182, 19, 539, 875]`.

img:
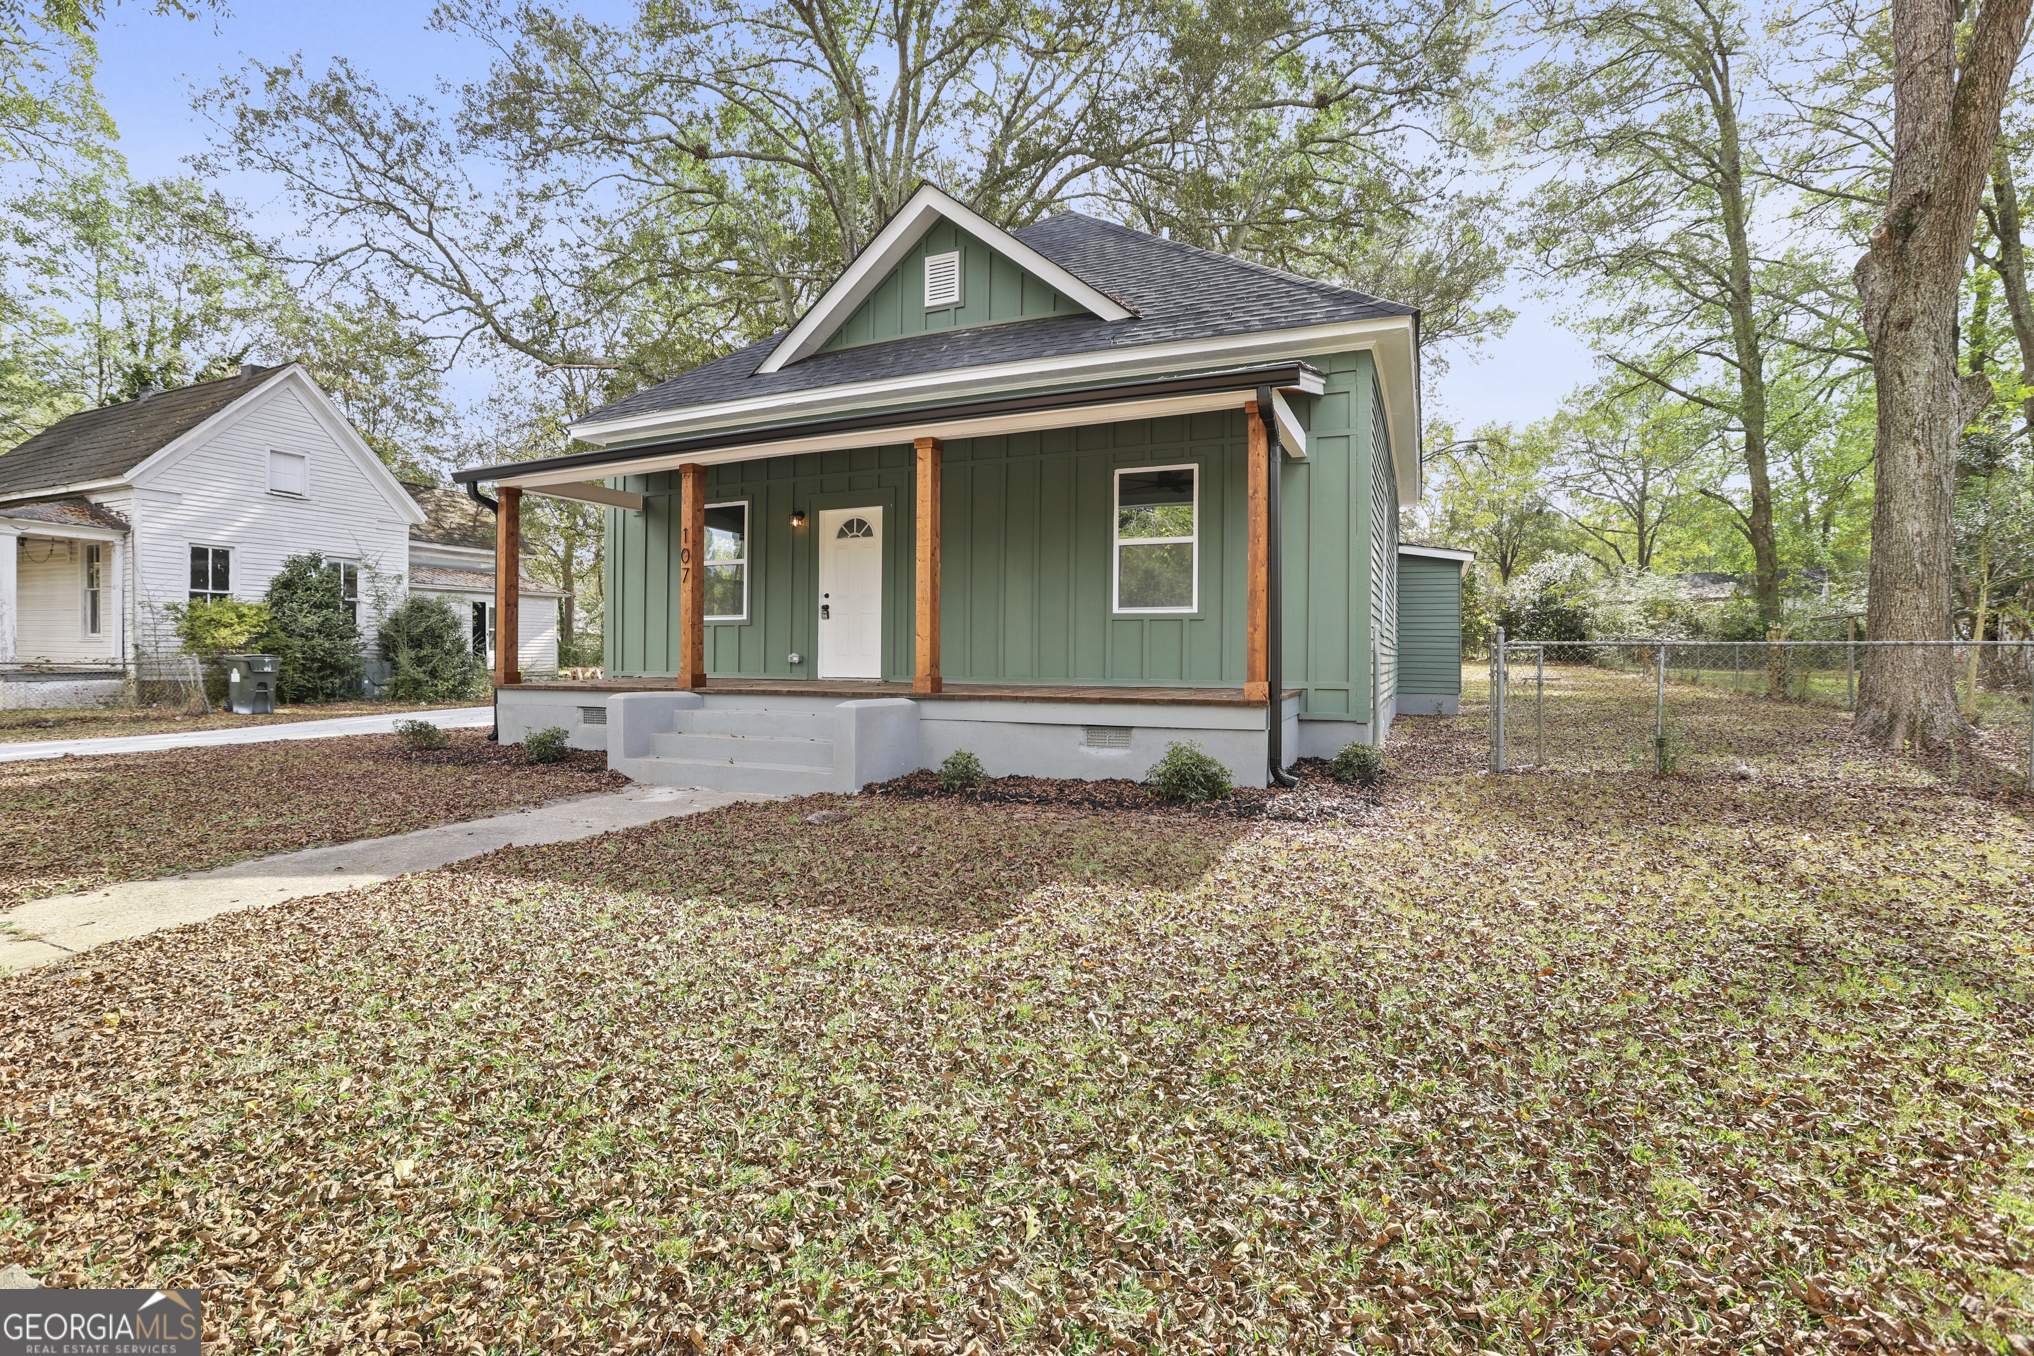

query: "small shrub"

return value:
[377, 595, 488, 702]
[1331, 740, 1388, 785]
[164, 597, 272, 659]
[393, 718, 451, 751]
[1146, 740, 1233, 801]
[257, 553, 365, 703]
[937, 749, 986, 792]
[524, 726, 572, 763]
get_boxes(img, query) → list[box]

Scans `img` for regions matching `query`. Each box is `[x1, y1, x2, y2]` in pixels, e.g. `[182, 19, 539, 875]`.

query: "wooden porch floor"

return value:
[503, 678, 1297, 707]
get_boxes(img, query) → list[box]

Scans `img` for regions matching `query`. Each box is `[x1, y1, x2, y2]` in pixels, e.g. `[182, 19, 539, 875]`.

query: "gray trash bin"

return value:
[222, 654, 280, 714]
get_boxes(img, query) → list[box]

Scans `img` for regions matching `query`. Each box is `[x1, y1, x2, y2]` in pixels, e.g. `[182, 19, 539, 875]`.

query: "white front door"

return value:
[817, 506, 883, 679]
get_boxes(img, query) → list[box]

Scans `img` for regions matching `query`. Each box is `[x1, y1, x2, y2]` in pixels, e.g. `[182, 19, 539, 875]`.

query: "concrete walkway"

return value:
[0, 783, 758, 974]
[0, 705, 497, 764]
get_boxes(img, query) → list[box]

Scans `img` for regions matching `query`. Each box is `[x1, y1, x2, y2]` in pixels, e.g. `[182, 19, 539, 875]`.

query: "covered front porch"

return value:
[461, 360, 1347, 790]
[0, 499, 130, 710]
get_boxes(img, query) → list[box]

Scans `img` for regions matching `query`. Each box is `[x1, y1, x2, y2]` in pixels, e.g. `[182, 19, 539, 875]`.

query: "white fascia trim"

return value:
[127, 367, 430, 526]
[1398, 544, 1474, 563]
[754, 185, 1135, 376]
[0, 478, 128, 506]
[0, 520, 128, 544]
[573, 314, 1410, 456]
[509, 389, 1265, 489]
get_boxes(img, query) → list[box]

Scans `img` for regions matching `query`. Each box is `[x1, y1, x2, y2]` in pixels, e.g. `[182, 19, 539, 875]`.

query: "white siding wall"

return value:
[12, 535, 118, 664]
[128, 382, 413, 653]
[410, 587, 562, 677]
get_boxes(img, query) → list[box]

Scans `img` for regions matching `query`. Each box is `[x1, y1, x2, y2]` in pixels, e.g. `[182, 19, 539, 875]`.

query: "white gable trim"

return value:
[1398, 544, 1474, 563]
[754, 184, 1135, 375]
[127, 366, 428, 526]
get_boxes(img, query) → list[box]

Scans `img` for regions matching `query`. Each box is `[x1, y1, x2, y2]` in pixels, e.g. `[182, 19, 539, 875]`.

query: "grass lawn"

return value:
[1, 686, 2030, 1354]
[0, 730, 623, 907]
[0, 699, 483, 744]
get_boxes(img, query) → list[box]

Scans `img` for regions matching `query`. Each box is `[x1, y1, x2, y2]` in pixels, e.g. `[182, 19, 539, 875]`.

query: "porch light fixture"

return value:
[790, 509, 807, 528]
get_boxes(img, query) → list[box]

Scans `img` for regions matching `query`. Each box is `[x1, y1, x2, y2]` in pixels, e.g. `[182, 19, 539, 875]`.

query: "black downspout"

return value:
[465, 480, 502, 740]
[1259, 386, 1298, 787]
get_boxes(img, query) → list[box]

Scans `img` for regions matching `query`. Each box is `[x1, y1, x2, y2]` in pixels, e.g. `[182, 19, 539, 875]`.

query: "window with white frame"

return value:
[923, 249, 962, 308]
[704, 502, 748, 620]
[1114, 465, 1198, 612]
[324, 557, 360, 626]
[472, 601, 495, 660]
[82, 543, 103, 635]
[189, 545, 232, 602]
[268, 449, 309, 496]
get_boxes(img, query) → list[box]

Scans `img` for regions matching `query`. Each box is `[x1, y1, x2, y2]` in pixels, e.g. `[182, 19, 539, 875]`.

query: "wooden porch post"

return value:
[677, 462, 708, 688]
[914, 436, 942, 694]
[1244, 401, 1270, 702]
[494, 485, 522, 686]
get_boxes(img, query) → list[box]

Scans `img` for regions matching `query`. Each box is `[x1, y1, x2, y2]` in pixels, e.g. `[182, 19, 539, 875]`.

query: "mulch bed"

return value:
[864, 756, 1385, 819]
[0, 730, 624, 908]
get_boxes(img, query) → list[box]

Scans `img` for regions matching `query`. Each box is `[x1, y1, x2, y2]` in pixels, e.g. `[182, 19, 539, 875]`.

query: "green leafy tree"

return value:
[256, 553, 365, 703]
[376, 594, 486, 702]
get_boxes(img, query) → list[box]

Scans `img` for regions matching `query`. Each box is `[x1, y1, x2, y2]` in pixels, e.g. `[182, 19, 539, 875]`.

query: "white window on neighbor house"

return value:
[189, 545, 232, 602]
[82, 543, 103, 636]
[268, 449, 309, 496]
[704, 501, 747, 620]
[1114, 464, 1198, 613]
[923, 249, 962, 309]
[321, 557, 360, 625]
[472, 601, 495, 662]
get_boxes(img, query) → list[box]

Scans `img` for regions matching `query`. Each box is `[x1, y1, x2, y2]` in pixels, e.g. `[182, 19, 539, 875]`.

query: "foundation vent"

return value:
[579, 706, 608, 726]
[1083, 725, 1132, 749]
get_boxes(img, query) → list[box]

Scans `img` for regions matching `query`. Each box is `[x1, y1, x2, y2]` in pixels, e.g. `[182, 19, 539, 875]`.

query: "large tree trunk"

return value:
[1853, 0, 2034, 749]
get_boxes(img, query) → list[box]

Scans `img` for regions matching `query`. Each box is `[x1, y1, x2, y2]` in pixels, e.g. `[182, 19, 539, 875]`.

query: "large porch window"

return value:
[1114, 465, 1198, 613]
[704, 501, 747, 620]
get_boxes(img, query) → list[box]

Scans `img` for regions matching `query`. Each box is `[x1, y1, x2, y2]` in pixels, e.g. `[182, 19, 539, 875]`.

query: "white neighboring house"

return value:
[0, 363, 563, 709]
[402, 481, 565, 680]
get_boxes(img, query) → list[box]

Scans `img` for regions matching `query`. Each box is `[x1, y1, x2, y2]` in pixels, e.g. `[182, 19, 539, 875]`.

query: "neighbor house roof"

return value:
[405, 483, 498, 551]
[578, 211, 1418, 430]
[410, 564, 565, 597]
[0, 497, 132, 532]
[0, 368, 280, 498]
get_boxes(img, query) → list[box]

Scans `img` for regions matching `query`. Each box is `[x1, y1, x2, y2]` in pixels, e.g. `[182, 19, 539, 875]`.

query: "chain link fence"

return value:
[1485, 633, 2034, 789]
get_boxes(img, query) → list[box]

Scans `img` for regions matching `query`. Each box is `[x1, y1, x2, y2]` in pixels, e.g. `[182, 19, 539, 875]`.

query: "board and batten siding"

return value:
[603, 348, 1402, 720]
[816, 219, 1087, 354]
[1396, 554, 1464, 705]
[126, 381, 414, 652]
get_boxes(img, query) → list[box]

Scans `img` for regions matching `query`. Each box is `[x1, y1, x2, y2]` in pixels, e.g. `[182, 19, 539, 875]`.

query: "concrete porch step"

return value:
[651, 730, 835, 768]
[689, 708, 837, 739]
[618, 756, 839, 796]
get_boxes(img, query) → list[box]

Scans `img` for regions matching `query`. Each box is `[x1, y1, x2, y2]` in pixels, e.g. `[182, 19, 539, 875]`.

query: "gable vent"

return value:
[923, 250, 962, 309]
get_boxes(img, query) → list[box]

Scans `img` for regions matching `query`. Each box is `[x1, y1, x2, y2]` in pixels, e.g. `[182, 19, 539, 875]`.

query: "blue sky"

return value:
[90, 1, 1598, 434]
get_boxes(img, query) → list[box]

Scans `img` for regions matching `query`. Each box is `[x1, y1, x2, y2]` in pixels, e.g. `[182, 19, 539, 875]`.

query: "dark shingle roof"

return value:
[0, 368, 282, 497]
[581, 213, 1415, 427]
[0, 497, 132, 532]
[406, 483, 497, 550]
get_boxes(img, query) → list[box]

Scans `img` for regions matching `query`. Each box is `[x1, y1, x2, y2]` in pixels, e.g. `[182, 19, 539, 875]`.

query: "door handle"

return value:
[820, 604, 830, 620]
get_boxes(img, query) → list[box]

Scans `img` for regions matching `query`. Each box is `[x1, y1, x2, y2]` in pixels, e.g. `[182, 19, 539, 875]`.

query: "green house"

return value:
[458, 185, 1451, 792]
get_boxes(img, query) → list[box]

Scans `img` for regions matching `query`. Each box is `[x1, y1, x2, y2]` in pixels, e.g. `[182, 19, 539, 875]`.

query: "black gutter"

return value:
[1259, 386, 1297, 788]
[451, 362, 1323, 485]
[464, 480, 498, 513]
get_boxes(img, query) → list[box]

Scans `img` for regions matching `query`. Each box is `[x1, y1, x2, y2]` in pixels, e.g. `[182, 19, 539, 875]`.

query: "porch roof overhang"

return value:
[453, 362, 1326, 493]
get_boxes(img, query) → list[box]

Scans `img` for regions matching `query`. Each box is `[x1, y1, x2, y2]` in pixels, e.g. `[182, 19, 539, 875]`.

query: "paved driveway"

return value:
[0, 705, 496, 764]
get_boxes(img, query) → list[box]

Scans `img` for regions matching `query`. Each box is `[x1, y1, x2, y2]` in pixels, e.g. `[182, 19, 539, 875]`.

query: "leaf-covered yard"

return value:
[0, 700, 478, 744]
[2, 687, 2031, 1354]
[0, 730, 624, 907]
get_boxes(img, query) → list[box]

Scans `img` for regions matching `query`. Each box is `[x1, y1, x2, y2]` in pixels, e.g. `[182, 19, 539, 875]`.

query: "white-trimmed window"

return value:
[268, 449, 309, 496]
[704, 501, 748, 620]
[1114, 465, 1198, 613]
[324, 557, 360, 626]
[189, 545, 232, 602]
[82, 543, 103, 635]
[923, 249, 962, 309]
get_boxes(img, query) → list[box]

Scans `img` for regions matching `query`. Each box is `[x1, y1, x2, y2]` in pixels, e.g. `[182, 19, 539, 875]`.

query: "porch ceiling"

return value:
[455, 363, 1322, 491]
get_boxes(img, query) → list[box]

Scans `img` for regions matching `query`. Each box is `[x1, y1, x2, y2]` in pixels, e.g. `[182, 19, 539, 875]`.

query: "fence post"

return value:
[1655, 641, 1669, 775]
[1846, 617, 1856, 710]
[1537, 645, 1546, 767]
[1734, 643, 1741, 693]
[1491, 627, 1507, 774]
